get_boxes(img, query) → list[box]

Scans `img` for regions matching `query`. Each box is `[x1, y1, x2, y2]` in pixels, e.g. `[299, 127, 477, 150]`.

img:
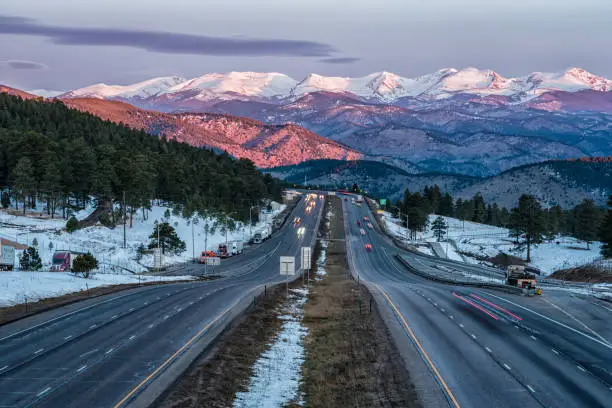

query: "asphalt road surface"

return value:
[0, 194, 323, 408]
[342, 195, 611, 408]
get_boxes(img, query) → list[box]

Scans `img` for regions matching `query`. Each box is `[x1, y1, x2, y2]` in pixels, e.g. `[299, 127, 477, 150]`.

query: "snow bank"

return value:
[233, 288, 308, 407]
[0, 271, 194, 307]
[381, 212, 604, 275]
[0, 202, 285, 273]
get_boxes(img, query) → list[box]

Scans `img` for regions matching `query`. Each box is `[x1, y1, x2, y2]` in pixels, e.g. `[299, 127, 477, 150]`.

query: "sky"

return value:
[0, 0, 611, 92]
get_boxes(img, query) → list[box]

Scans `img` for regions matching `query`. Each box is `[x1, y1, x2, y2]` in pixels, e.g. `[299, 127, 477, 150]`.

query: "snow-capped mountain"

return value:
[61, 76, 187, 99]
[60, 67, 611, 104]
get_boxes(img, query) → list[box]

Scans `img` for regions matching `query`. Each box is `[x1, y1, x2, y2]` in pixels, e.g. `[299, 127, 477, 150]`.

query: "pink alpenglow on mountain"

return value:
[61, 98, 361, 167]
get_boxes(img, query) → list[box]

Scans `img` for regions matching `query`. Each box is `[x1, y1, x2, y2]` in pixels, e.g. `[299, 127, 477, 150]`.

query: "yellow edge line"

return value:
[374, 284, 461, 408]
[113, 294, 245, 408]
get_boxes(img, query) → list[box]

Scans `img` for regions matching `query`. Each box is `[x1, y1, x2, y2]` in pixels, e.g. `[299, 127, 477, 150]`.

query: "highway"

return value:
[342, 195, 612, 408]
[0, 194, 322, 408]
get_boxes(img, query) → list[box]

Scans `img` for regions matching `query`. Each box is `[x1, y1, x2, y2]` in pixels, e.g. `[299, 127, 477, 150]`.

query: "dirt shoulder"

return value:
[301, 196, 421, 408]
[0, 279, 194, 326]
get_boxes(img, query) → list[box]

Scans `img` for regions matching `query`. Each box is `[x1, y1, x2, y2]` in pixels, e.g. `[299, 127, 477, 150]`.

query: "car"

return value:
[365, 244, 372, 252]
[344, 198, 348, 201]
[363, 216, 369, 221]
[367, 222, 373, 229]
[360, 228, 366, 235]
[357, 220, 362, 226]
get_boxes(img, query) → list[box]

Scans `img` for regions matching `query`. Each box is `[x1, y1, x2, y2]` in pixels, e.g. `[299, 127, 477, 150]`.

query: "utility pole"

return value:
[191, 219, 195, 262]
[157, 220, 161, 273]
[122, 190, 126, 249]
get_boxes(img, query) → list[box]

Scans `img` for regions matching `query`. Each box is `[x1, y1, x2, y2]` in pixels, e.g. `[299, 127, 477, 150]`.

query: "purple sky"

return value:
[1, 0, 611, 91]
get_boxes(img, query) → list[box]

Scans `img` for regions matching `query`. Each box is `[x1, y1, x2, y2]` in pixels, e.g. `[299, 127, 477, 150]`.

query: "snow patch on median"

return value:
[233, 287, 308, 407]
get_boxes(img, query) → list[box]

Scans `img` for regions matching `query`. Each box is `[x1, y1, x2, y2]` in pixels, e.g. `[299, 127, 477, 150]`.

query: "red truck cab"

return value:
[50, 251, 71, 272]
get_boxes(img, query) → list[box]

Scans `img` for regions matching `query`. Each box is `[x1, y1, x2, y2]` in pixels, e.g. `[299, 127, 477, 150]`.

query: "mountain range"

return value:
[59, 67, 611, 104]
[56, 67, 612, 176]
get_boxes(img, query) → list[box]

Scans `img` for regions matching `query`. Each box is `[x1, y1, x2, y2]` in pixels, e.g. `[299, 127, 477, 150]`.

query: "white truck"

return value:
[229, 240, 244, 256]
[253, 226, 271, 244]
[0, 242, 16, 271]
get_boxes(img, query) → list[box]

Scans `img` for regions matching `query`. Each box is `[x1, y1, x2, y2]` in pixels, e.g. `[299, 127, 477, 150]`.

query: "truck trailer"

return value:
[0, 243, 15, 271]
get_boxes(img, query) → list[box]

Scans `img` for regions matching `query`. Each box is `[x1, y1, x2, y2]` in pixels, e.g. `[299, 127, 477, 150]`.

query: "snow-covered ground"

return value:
[0, 271, 194, 307]
[233, 287, 308, 407]
[0, 201, 285, 273]
[382, 213, 604, 276]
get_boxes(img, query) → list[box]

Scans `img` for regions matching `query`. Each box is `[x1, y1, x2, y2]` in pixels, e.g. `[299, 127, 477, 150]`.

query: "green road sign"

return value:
[380, 199, 387, 206]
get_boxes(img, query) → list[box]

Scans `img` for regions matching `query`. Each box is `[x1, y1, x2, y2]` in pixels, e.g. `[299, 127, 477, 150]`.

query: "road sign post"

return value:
[280, 256, 295, 297]
[301, 246, 311, 283]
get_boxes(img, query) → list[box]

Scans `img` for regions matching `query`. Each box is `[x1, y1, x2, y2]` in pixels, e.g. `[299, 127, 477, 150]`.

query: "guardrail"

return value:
[395, 255, 523, 294]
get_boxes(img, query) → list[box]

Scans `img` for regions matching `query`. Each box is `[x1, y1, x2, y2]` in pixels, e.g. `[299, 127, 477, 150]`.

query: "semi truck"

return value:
[506, 265, 541, 294]
[253, 226, 271, 244]
[50, 251, 73, 272]
[199, 250, 217, 264]
[0, 243, 15, 271]
[229, 240, 244, 256]
[217, 244, 229, 258]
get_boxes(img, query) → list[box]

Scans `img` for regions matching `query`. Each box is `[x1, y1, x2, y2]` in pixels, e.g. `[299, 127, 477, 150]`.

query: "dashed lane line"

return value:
[503, 363, 512, 371]
[76, 365, 87, 373]
[36, 387, 51, 397]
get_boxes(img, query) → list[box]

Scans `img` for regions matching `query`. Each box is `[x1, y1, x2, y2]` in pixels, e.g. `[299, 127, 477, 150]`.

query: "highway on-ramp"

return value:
[0, 194, 323, 408]
[342, 195, 611, 408]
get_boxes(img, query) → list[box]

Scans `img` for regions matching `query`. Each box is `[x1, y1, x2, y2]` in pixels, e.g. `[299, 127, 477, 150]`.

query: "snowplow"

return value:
[506, 265, 541, 295]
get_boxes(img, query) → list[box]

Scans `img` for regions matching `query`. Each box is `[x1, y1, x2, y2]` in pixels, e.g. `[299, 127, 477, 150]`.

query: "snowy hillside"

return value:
[382, 213, 604, 275]
[61, 67, 611, 103]
[0, 202, 285, 274]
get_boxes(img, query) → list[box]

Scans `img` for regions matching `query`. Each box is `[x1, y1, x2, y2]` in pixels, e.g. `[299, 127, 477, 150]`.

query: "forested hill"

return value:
[0, 93, 282, 221]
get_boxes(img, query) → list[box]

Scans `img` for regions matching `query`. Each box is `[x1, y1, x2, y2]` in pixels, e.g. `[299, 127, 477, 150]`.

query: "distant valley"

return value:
[267, 158, 612, 208]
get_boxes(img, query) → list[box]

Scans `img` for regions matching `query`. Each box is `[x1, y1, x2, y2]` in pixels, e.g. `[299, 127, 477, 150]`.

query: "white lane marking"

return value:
[111, 315, 117, 319]
[76, 365, 87, 373]
[529, 335, 537, 341]
[177, 308, 182, 312]
[189, 301, 194, 305]
[542, 297, 610, 346]
[592, 301, 612, 313]
[434, 302, 438, 306]
[514, 325, 519, 329]
[199, 296, 203, 300]
[129, 308, 135, 312]
[34, 348, 44, 355]
[129, 335, 136, 341]
[164, 315, 169, 320]
[0, 365, 8, 371]
[527, 385, 535, 393]
[471, 334, 477, 339]
[37, 387, 51, 397]
[577, 365, 586, 372]
[552, 348, 559, 355]
[503, 363, 511, 370]
[90, 324, 97, 329]
[481, 292, 612, 350]
[64, 335, 72, 340]
[105, 348, 114, 355]
[79, 349, 98, 358]
[0, 289, 140, 342]
[148, 324, 154, 329]
[485, 347, 492, 353]
[144, 302, 149, 306]
[441, 308, 446, 312]
[449, 315, 454, 320]
[459, 323, 464, 328]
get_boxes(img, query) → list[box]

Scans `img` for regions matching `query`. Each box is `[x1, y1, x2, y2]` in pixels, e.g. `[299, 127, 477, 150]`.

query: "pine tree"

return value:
[11, 157, 35, 214]
[574, 199, 600, 250]
[72, 252, 98, 278]
[472, 193, 486, 223]
[600, 195, 612, 258]
[41, 161, 62, 218]
[1, 191, 9, 208]
[547, 205, 565, 239]
[431, 216, 448, 241]
[149, 222, 186, 255]
[509, 195, 546, 262]
[438, 193, 454, 217]
[19, 249, 30, 270]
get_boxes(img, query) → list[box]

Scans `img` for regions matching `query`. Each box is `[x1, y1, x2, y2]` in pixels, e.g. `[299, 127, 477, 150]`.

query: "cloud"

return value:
[0, 15, 336, 57]
[4, 59, 48, 70]
[319, 57, 360, 64]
